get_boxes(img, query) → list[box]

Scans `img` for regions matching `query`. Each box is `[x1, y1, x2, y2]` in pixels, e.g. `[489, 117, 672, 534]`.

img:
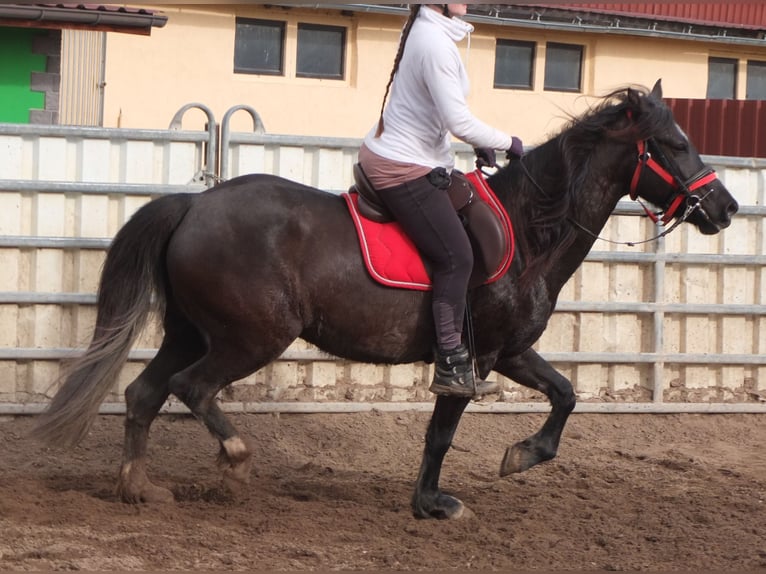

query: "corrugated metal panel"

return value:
[667, 98, 766, 158]
[552, 3, 766, 30]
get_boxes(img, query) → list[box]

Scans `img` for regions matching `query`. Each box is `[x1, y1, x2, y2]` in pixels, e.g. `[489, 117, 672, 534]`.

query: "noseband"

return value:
[516, 112, 722, 246]
[629, 137, 719, 225]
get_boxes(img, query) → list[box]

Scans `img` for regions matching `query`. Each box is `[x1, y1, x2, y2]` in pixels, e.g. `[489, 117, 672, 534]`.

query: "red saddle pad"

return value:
[343, 170, 514, 291]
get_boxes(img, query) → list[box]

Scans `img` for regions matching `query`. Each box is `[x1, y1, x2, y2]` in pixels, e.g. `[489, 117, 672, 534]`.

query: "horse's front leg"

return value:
[495, 348, 576, 475]
[411, 395, 471, 519]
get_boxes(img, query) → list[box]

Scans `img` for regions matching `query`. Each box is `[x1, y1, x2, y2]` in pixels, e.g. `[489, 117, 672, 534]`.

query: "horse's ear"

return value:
[627, 80, 662, 118]
[650, 79, 663, 100]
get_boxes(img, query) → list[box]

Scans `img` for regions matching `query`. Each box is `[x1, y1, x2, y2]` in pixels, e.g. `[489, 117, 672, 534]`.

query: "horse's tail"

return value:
[31, 192, 195, 448]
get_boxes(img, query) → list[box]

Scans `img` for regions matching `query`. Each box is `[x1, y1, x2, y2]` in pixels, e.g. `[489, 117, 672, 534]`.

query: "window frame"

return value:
[233, 17, 286, 76]
[706, 56, 738, 99]
[746, 59, 766, 101]
[543, 42, 583, 93]
[493, 39, 536, 90]
[295, 22, 346, 80]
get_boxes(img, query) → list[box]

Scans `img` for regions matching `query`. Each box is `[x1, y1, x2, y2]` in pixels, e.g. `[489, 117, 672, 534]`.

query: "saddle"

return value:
[346, 163, 513, 290]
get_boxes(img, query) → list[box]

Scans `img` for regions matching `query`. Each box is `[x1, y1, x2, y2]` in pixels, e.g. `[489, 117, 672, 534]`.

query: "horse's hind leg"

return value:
[118, 330, 205, 503]
[494, 348, 576, 475]
[168, 332, 296, 493]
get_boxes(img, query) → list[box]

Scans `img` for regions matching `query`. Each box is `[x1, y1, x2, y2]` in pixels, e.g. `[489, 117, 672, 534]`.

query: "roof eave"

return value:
[309, 4, 766, 47]
[0, 4, 167, 35]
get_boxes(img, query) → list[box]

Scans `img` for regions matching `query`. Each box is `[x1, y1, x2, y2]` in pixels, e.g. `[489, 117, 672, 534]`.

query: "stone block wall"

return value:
[29, 30, 61, 125]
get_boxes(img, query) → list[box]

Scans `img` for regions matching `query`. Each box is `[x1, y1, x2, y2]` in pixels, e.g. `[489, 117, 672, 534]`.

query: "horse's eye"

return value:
[666, 139, 689, 153]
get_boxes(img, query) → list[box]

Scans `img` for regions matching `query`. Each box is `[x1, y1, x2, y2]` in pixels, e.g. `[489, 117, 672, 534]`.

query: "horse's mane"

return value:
[491, 85, 674, 289]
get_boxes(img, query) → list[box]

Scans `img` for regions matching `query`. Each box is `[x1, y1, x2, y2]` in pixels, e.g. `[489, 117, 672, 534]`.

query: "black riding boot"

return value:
[429, 345, 500, 398]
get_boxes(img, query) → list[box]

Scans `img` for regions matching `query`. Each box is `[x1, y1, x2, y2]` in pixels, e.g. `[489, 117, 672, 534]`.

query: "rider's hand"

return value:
[474, 147, 497, 169]
[506, 136, 524, 160]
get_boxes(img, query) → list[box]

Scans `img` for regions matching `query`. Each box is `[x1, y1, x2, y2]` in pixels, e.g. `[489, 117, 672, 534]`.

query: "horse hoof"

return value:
[142, 484, 175, 503]
[500, 444, 532, 476]
[221, 455, 252, 487]
[413, 493, 468, 520]
[222, 471, 249, 495]
[500, 442, 556, 476]
[118, 482, 175, 504]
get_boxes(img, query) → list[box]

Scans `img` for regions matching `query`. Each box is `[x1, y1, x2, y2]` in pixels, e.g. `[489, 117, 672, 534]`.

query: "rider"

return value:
[357, 4, 524, 398]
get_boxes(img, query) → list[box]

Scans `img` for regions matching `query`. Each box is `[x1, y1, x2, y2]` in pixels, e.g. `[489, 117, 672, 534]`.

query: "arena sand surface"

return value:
[0, 410, 764, 571]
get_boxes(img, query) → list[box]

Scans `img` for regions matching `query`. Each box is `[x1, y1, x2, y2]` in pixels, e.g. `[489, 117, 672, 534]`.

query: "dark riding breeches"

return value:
[377, 173, 473, 351]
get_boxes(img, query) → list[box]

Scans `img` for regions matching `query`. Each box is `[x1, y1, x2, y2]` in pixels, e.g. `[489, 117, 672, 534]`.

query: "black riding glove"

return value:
[506, 136, 524, 160]
[474, 147, 497, 169]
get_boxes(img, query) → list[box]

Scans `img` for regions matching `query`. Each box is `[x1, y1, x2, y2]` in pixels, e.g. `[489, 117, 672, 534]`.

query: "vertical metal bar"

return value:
[220, 104, 266, 181]
[652, 230, 666, 403]
[167, 103, 218, 186]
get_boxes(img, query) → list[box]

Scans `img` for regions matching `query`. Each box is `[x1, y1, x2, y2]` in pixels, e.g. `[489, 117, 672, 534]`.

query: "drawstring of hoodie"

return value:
[464, 27, 471, 72]
[435, 4, 472, 70]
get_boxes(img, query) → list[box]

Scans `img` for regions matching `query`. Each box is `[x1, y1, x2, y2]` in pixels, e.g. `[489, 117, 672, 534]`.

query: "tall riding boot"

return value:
[429, 344, 500, 398]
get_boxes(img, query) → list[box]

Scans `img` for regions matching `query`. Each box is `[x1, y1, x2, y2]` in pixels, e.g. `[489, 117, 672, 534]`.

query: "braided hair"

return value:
[374, 5, 422, 137]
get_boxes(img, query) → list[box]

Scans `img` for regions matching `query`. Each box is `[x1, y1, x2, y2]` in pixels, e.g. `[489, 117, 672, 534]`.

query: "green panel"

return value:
[0, 27, 47, 124]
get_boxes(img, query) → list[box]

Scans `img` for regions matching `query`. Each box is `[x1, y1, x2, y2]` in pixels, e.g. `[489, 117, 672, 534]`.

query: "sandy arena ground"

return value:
[0, 410, 764, 571]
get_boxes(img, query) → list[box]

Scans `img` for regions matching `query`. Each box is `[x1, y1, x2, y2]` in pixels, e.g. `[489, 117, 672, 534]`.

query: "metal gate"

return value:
[0, 104, 765, 415]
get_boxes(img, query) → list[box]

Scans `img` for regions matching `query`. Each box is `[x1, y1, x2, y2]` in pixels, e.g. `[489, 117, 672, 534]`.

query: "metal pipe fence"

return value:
[0, 112, 764, 413]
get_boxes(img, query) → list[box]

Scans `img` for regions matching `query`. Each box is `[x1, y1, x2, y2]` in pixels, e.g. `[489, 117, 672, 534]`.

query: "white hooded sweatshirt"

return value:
[363, 6, 513, 171]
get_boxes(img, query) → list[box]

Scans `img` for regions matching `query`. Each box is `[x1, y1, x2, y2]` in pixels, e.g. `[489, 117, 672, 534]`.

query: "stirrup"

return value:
[429, 378, 501, 398]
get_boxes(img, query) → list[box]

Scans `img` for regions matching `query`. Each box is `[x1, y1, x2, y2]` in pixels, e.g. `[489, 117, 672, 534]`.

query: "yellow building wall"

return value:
[102, 4, 766, 146]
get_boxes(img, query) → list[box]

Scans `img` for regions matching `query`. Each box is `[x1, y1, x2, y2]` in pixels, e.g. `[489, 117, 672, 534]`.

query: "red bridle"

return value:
[629, 138, 719, 224]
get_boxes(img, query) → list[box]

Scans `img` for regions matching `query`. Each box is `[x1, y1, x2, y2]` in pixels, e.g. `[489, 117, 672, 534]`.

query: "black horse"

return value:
[33, 81, 737, 519]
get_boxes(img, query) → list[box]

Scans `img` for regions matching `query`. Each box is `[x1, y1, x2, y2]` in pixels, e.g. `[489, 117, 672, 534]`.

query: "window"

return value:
[494, 40, 535, 89]
[707, 57, 737, 99]
[234, 18, 285, 75]
[296, 23, 345, 79]
[746, 60, 766, 100]
[544, 42, 583, 92]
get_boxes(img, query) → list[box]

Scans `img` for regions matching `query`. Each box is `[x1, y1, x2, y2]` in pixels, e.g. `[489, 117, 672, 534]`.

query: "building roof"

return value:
[0, 4, 167, 35]
[560, 1, 766, 30]
[320, 4, 766, 46]
[541, 3, 766, 31]
[467, 3, 766, 44]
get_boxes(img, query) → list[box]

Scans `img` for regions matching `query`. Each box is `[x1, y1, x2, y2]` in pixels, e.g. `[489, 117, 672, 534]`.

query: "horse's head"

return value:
[624, 80, 738, 235]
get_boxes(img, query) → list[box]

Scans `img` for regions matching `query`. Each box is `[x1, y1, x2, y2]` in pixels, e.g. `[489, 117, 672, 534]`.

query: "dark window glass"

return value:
[544, 42, 583, 92]
[234, 18, 284, 75]
[746, 60, 766, 100]
[296, 23, 345, 79]
[494, 39, 535, 89]
[707, 57, 737, 99]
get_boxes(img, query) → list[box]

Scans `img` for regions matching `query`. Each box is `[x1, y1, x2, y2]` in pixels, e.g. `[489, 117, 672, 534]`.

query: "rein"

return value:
[518, 135, 719, 247]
